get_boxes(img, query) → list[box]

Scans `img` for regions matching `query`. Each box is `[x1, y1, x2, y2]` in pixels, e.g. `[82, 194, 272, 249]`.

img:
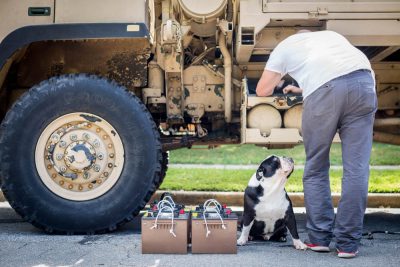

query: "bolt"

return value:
[52, 173, 57, 179]
[97, 179, 102, 184]
[60, 166, 67, 173]
[87, 123, 92, 128]
[68, 184, 73, 190]
[88, 184, 93, 189]
[93, 140, 100, 148]
[98, 153, 104, 160]
[108, 144, 113, 148]
[103, 172, 109, 177]
[78, 185, 83, 191]
[51, 134, 60, 142]
[56, 154, 63, 161]
[96, 128, 101, 133]
[83, 172, 90, 179]
[94, 165, 101, 172]
[108, 163, 113, 168]
[109, 153, 114, 158]
[103, 135, 108, 140]
[59, 141, 67, 148]
[59, 180, 64, 185]
[218, 104, 223, 109]
[83, 133, 90, 140]
[70, 134, 77, 141]
[47, 164, 52, 170]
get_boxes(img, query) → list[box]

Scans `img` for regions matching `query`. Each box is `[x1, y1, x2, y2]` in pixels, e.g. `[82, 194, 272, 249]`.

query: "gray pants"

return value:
[302, 69, 377, 253]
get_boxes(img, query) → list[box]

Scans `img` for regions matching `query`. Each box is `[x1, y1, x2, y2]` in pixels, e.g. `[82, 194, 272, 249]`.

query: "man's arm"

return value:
[255, 70, 282, 97]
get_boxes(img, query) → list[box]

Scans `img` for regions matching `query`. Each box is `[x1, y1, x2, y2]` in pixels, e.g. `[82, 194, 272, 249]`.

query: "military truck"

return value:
[0, 0, 399, 233]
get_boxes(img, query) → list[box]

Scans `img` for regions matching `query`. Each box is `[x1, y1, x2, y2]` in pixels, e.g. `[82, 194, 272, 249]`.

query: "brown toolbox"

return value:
[191, 199, 238, 254]
[142, 198, 190, 254]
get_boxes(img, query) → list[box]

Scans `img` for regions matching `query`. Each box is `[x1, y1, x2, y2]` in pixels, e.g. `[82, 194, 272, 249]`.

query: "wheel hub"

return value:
[64, 141, 96, 172]
[35, 113, 124, 201]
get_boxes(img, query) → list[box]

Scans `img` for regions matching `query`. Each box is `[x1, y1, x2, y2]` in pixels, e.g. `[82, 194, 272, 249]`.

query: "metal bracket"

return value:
[309, 7, 329, 18]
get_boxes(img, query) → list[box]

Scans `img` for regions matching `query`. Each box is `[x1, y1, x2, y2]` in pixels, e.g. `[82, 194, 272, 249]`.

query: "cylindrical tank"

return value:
[283, 104, 303, 134]
[247, 105, 282, 136]
[178, 0, 227, 37]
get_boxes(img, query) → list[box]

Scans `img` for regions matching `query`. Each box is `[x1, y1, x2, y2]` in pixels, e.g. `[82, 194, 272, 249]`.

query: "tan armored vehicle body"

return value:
[0, 0, 399, 233]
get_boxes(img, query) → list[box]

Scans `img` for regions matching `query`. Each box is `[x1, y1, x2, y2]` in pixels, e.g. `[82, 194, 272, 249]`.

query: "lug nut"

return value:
[52, 173, 57, 178]
[88, 184, 93, 189]
[59, 141, 67, 148]
[78, 185, 83, 191]
[108, 144, 113, 148]
[83, 172, 90, 179]
[47, 164, 52, 169]
[70, 134, 77, 141]
[108, 163, 113, 168]
[60, 166, 67, 173]
[51, 134, 60, 142]
[109, 153, 114, 158]
[59, 180, 64, 185]
[56, 154, 63, 161]
[96, 128, 101, 133]
[68, 184, 73, 190]
[103, 135, 108, 140]
[98, 153, 104, 160]
[103, 172, 109, 177]
[93, 140, 100, 148]
[83, 133, 90, 140]
[93, 165, 101, 172]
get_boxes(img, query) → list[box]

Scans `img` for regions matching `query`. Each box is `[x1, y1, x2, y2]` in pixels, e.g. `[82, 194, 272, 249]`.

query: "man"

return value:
[256, 30, 377, 258]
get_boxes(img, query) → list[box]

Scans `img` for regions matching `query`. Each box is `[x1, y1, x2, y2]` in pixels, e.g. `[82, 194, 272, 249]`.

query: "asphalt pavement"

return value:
[0, 202, 399, 267]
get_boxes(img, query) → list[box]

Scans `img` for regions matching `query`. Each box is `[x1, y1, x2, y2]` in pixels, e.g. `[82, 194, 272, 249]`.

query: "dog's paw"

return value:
[293, 239, 308, 250]
[278, 236, 287, 242]
[262, 234, 272, 241]
[237, 237, 248, 246]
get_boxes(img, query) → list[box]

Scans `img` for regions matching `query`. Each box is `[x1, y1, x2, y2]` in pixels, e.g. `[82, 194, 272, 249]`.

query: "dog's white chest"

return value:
[254, 193, 289, 234]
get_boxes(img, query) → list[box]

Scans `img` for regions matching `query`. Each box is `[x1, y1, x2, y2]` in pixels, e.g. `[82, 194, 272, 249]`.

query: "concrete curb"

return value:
[1, 190, 399, 208]
[150, 191, 400, 208]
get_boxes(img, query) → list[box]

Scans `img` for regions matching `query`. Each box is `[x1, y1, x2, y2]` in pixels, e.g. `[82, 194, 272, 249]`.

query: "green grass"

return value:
[169, 143, 400, 166]
[160, 168, 400, 193]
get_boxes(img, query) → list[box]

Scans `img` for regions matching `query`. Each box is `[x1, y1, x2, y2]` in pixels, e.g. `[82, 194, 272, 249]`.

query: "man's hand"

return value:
[283, 85, 303, 94]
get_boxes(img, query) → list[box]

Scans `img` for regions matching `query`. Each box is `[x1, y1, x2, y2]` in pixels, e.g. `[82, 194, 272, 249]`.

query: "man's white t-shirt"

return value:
[265, 30, 373, 99]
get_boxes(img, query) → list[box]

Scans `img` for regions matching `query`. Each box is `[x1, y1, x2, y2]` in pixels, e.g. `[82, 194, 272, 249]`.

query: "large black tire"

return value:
[156, 151, 169, 190]
[0, 74, 163, 234]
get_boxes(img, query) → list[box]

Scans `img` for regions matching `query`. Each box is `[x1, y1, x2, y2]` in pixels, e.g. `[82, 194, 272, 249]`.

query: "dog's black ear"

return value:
[256, 166, 264, 180]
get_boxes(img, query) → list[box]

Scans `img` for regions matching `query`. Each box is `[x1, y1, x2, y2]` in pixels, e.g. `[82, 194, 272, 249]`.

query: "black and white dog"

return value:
[237, 155, 307, 250]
